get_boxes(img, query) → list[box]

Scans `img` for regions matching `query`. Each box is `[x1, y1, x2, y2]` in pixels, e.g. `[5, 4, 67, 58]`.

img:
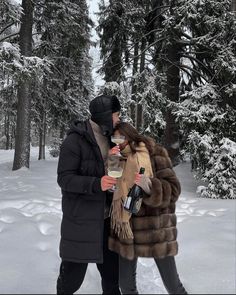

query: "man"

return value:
[56, 95, 121, 294]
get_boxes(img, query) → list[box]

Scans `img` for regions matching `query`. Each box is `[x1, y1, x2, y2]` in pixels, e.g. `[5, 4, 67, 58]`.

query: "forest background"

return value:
[0, 0, 236, 199]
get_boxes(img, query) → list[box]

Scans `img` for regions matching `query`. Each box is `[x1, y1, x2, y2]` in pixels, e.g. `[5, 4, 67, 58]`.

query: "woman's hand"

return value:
[135, 173, 152, 195]
[134, 173, 142, 185]
[109, 146, 120, 156]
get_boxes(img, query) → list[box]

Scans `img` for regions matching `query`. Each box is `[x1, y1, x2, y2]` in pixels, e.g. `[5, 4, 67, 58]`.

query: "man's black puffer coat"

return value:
[57, 120, 106, 263]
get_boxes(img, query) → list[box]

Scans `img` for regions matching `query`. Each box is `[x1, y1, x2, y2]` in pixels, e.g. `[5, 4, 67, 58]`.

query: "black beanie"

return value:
[89, 95, 121, 136]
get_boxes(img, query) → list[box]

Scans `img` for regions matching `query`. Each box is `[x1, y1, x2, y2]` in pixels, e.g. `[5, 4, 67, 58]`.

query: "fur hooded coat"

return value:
[109, 144, 181, 260]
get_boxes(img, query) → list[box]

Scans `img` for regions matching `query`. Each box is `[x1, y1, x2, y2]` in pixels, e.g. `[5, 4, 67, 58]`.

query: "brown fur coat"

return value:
[108, 144, 181, 260]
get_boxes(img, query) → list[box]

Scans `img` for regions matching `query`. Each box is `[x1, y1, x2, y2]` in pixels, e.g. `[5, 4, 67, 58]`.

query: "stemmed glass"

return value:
[108, 166, 123, 192]
[111, 135, 125, 157]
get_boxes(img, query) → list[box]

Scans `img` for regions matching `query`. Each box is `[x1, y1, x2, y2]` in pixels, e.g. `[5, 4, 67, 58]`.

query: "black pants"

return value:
[57, 218, 121, 294]
[119, 255, 187, 294]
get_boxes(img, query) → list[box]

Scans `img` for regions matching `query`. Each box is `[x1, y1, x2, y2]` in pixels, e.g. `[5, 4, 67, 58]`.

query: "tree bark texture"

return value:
[13, 0, 34, 170]
[163, 43, 181, 165]
[130, 41, 139, 124]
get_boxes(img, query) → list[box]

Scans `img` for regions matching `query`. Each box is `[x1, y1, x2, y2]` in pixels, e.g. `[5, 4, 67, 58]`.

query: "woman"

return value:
[109, 122, 187, 294]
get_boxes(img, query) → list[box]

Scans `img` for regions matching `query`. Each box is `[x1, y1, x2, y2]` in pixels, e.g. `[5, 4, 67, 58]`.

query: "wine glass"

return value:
[107, 167, 123, 192]
[111, 135, 125, 157]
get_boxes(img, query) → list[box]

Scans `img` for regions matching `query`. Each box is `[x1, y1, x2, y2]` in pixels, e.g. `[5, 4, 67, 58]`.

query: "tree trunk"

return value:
[232, 0, 236, 12]
[38, 109, 46, 160]
[13, 0, 34, 170]
[163, 42, 181, 166]
[4, 114, 10, 150]
[136, 37, 146, 132]
[130, 41, 139, 124]
[11, 123, 15, 150]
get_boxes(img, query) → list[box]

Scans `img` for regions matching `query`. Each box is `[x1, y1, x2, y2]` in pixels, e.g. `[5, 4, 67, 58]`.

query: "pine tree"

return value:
[97, 0, 128, 83]
[0, 0, 22, 150]
[97, 0, 155, 131]
[169, 0, 236, 198]
[97, 0, 236, 198]
[34, 0, 93, 159]
[232, 0, 236, 11]
[13, 0, 34, 170]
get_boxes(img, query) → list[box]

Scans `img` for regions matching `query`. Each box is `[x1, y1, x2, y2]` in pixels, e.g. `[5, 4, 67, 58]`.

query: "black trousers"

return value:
[57, 218, 121, 294]
[119, 255, 187, 294]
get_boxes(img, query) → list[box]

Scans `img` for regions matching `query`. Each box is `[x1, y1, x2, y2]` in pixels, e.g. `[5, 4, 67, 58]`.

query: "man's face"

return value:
[112, 112, 120, 128]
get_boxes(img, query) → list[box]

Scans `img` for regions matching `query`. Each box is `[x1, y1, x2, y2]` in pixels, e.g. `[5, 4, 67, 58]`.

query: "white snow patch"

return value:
[0, 148, 235, 294]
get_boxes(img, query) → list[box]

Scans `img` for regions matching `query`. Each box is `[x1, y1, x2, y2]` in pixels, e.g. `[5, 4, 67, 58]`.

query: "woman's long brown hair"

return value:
[114, 122, 155, 155]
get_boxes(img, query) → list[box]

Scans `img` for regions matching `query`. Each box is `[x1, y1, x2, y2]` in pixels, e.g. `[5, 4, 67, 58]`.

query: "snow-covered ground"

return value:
[0, 148, 235, 294]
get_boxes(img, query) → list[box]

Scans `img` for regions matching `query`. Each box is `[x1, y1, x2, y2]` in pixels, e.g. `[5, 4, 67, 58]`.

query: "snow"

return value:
[8, 0, 20, 4]
[0, 148, 235, 294]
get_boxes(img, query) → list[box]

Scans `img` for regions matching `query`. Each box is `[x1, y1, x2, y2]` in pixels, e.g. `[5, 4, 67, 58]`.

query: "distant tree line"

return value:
[0, 0, 235, 199]
[0, 0, 93, 169]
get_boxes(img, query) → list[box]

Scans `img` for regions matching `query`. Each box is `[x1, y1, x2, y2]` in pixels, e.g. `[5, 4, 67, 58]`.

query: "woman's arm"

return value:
[142, 149, 181, 208]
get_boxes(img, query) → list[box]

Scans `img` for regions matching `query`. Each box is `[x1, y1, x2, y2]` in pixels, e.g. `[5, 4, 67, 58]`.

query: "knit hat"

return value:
[89, 95, 121, 136]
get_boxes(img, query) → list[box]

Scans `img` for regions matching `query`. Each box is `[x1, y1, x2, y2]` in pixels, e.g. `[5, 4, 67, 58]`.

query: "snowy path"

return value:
[0, 149, 235, 294]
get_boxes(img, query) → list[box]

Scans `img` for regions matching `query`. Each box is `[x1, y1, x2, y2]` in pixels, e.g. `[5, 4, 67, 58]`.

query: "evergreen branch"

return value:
[0, 22, 14, 36]
[187, 50, 209, 55]
[208, 66, 225, 86]
[132, 37, 167, 62]
[174, 39, 196, 46]
[0, 32, 19, 43]
[161, 56, 209, 83]
[101, 34, 167, 81]
[127, 7, 170, 44]
[179, 64, 209, 83]
[181, 54, 214, 78]
[218, 76, 236, 93]
[179, 67, 199, 87]
[98, 6, 169, 70]
[144, 7, 170, 32]
[181, 32, 192, 40]
[116, 37, 167, 73]
[146, 4, 171, 15]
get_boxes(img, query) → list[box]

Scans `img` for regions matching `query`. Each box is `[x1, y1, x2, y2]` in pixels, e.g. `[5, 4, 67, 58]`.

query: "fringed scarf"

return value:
[110, 142, 153, 240]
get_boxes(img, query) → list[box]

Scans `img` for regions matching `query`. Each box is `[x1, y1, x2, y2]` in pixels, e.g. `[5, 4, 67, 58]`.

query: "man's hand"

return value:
[101, 175, 117, 191]
[109, 146, 120, 156]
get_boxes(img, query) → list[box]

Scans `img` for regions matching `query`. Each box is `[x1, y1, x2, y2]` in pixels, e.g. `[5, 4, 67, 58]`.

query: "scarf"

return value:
[110, 142, 153, 240]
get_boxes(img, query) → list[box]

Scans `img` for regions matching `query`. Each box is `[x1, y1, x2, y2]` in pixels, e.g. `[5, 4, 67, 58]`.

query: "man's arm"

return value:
[57, 134, 117, 196]
[57, 135, 102, 196]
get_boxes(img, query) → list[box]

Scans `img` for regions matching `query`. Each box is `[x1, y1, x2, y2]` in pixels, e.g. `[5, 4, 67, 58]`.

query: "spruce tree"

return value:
[0, 0, 22, 150]
[169, 0, 236, 198]
[34, 0, 93, 159]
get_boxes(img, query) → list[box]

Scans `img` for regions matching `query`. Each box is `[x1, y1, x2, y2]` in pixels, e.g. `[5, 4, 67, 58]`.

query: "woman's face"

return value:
[114, 130, 129, 150]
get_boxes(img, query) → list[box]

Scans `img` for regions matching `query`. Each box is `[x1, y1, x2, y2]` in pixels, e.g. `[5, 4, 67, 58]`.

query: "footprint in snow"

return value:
[36, 241, 51, 251]
[207, 211, 226, 217]
[184, 199, 198, 204]
[37, 222, 54, 235]
[0, 214, 16, 224]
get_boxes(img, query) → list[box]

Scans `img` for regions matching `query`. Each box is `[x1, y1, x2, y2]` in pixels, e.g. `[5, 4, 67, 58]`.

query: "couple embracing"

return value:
[56, 95, 187, 294]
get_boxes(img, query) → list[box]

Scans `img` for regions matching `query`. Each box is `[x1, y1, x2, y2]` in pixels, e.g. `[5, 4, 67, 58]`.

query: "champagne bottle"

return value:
[124, 167, 145, 214]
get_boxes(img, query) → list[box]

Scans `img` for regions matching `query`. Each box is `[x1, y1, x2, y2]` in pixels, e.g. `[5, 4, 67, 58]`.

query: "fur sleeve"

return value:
[142, 146, 181, 208]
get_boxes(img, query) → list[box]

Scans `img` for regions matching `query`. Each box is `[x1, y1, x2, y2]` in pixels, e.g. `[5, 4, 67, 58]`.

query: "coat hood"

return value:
[67, 120, 97, 146]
